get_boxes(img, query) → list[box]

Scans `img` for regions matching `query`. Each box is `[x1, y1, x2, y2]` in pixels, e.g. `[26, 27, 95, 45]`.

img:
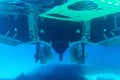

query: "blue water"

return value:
[0, 43, 120, 80]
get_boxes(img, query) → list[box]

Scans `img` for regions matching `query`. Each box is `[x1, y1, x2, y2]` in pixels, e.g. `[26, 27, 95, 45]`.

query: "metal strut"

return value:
[35, 42, 41, 63]
[34, 41, 52, 64]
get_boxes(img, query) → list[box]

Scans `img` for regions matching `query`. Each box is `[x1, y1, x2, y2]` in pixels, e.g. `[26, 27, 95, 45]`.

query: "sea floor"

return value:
[15, 64, 120, 80]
